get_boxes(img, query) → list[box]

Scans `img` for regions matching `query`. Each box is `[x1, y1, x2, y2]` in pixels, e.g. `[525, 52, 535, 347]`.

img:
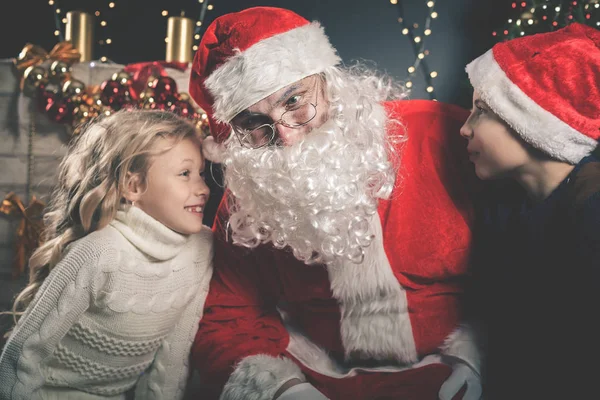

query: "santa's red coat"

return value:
[191, 100, 479, 400]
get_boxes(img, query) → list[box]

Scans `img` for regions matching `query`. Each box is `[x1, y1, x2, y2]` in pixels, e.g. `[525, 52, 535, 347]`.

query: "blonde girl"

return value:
[0, 109, 213, 400]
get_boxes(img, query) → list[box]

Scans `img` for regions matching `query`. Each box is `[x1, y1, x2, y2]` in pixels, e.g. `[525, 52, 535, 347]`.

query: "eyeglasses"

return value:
[231, 77, 320, 149]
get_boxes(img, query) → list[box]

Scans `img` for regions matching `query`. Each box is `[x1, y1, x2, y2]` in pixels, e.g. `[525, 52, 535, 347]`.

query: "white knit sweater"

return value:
[0, 206, 213, 400]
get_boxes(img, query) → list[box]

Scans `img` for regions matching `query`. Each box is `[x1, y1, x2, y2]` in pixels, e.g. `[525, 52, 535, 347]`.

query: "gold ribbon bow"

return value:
[13, 42, 81, 74]
[0, 193, 46, 279]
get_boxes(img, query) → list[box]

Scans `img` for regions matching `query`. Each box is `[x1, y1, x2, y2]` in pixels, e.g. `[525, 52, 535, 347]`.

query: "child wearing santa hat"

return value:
[460, 22, 600, 400]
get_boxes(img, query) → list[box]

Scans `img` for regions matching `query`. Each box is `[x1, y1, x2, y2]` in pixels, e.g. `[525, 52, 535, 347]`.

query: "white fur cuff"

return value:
[440, 324, 482, 375]
[220, 355, 306, 400]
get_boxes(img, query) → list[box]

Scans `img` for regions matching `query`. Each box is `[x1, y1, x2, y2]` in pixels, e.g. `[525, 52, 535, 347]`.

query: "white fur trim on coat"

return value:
[327, 214, 418, 364]
[204, 22, 341, 123]
[440, 323, 482, 375]
[220, 355, 305, 400]
[283, 310, 443, 378]
[466, 49, 597, 164]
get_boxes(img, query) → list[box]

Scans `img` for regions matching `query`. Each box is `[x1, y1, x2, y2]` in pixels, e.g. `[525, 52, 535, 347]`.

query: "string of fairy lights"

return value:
[390, 0, 439, 100]
[48, 0, 64, 43]
[493, 0, 600, 40]
[194, 0, 213, 52]
[47, 1, 215, 62]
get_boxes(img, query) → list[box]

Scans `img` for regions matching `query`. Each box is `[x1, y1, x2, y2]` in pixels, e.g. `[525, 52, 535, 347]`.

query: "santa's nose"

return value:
[276, 125, 306, 146]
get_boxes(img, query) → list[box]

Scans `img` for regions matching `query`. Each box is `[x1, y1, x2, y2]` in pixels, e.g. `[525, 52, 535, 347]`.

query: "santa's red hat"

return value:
[466, 23, 600, 164]
[189, 7, 341, 160]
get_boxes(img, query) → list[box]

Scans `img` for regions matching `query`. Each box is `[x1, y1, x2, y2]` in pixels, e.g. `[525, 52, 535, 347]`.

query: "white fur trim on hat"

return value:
[205, 22, 341, 123]
[220, 355, 305, 400]
[466, 49, 598, 164]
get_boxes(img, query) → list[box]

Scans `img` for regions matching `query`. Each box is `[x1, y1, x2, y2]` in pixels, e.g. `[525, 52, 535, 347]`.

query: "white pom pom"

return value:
[202, 135, 227, 163]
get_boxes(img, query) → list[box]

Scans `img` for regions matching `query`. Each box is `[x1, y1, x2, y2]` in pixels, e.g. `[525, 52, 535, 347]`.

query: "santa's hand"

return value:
[276, 382, 329, 400]
[438, 360, 482, 400]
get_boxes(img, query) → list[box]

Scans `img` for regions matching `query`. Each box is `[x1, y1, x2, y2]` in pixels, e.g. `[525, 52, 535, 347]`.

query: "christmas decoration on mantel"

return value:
[13, 46, 210, 137]
[16, 5, 210, 137]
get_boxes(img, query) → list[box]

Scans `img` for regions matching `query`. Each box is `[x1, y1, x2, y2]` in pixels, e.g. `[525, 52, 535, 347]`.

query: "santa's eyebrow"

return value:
[274, 84, 301, 107]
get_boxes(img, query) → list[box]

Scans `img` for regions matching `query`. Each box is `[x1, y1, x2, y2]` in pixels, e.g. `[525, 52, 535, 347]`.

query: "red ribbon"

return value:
[123, 61, 189, 100]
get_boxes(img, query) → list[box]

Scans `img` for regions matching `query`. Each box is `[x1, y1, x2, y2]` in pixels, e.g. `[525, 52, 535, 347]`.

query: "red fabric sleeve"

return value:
[190, 195, 291, 399]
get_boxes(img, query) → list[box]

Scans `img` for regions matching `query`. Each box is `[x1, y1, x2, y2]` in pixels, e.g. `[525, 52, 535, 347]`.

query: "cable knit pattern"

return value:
[53, 344, 153, 380]
[67, 323, 165, 357]
[0, 206, 214, 400]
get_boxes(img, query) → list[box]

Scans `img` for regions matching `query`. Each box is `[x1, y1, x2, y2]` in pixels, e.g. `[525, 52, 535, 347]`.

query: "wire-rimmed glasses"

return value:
[232, 77, 320, 149]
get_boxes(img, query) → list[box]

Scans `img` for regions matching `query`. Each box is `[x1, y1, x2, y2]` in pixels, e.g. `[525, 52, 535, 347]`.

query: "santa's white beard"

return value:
[221, 82, 400, 265]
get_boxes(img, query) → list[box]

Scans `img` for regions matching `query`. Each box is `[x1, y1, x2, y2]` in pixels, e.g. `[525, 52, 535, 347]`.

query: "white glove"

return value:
[438, 361, 482, 400]
[277, 382, 329, 400]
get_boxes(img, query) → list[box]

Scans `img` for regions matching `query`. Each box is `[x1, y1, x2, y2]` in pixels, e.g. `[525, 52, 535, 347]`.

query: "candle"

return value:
[166, 16, 194, 63]
[65, 11, 94, 62]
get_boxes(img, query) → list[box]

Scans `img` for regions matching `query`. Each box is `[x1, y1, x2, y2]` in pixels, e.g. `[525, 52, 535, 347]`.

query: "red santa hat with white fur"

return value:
[189, 7, 341, 162]
[466, 22, 600, 164]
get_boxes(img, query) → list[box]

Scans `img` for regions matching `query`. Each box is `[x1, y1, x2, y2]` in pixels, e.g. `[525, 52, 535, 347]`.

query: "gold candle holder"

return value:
[166, 16, 194, 63]
[65, 11, 94, 62]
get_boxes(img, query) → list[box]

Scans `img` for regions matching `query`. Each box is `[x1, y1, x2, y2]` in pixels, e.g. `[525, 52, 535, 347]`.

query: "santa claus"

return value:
[188, 6, 482, 400]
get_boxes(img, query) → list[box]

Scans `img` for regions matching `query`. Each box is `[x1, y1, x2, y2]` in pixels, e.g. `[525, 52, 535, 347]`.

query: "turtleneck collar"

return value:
[109, 206, 189, 261]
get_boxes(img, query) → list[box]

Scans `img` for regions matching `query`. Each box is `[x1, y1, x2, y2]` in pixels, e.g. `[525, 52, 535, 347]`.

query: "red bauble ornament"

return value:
[100, 79, 131, 111]
[36, 82, 60, 113]
[148, 76, 178, 103]
[172, 99, 195, 118]
[45, 96, 74, 124]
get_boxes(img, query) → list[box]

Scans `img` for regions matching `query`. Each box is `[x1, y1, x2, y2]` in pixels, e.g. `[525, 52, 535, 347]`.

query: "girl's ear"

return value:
[123, 172, 144, 203]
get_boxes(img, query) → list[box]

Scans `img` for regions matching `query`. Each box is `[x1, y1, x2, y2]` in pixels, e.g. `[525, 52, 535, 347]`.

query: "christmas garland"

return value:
[13, 41, 210, 136]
